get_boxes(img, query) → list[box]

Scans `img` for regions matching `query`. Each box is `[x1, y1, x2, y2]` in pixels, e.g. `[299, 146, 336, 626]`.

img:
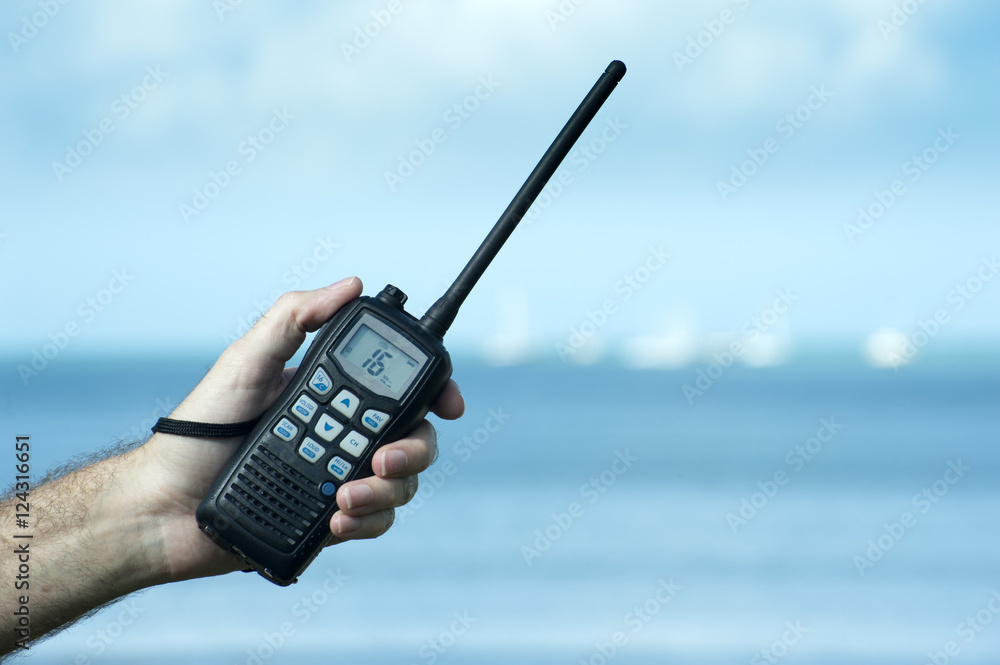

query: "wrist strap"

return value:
[151, 416, 262, 439]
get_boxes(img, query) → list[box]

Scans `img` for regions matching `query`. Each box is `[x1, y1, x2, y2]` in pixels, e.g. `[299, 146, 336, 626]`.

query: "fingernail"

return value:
[326, 276, 357, 291]
[380, 450, 408, 476]
[345, 484, 373, 510]
[334, 513, 362, 536]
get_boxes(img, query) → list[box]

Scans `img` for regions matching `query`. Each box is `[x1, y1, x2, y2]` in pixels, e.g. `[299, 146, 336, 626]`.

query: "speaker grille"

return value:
[223, 446, 326, 552]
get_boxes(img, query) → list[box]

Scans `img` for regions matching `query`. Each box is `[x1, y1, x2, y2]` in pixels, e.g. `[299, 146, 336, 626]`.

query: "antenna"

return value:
[419, 60, 627, 338]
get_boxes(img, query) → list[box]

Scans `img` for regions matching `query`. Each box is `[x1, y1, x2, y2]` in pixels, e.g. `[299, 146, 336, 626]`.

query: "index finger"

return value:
[431, 379, 464, 420]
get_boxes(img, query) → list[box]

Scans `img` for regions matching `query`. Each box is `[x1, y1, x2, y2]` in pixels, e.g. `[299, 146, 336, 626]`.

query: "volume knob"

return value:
[377, 284, 408, 308]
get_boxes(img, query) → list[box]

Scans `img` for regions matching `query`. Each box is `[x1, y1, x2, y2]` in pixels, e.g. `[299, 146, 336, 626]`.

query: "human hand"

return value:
[136, 277, 464, 582]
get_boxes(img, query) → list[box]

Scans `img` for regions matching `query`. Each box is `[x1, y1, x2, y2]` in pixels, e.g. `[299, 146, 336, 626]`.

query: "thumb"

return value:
[233, 277, 364, 371]
[168, 278, 363, 425]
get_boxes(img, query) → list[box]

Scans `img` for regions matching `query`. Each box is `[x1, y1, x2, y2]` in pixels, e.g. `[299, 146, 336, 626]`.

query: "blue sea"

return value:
[3, 354, 999, 664]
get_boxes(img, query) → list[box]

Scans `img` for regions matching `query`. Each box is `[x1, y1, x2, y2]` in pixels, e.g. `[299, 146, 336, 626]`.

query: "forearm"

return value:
[0, 447, 168, 655]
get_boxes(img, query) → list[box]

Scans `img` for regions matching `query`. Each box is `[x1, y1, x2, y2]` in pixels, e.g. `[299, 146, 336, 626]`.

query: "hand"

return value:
[138, 277, 464, 581]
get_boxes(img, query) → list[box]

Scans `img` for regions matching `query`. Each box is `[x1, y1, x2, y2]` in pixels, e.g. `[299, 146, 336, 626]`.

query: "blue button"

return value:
[291, 394, 318, 423]
[309, 367, 333, 396]
[361, 409, 390, 433]
[297, 438, 326, 464]
[272, 417, 299, 442]
[320, 482, 337, 497]
[327, 456, 352, 481]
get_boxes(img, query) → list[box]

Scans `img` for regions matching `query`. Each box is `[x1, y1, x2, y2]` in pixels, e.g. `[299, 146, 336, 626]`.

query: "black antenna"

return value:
[420, 60, 627, 338]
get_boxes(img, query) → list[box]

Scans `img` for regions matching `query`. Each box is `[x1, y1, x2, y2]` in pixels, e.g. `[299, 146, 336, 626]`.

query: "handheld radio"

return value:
[196, 60, 627, 585]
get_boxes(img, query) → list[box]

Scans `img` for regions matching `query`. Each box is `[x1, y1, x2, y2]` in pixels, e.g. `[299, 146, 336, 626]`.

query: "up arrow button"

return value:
[331, 389, 360, 418]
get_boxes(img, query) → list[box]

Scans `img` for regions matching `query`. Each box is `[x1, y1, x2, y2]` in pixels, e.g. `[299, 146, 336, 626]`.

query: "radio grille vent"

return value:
[222, 447, 326, 552]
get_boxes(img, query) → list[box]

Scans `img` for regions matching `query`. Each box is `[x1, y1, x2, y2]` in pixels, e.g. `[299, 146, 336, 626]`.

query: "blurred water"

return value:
[2, 355, 999, 664]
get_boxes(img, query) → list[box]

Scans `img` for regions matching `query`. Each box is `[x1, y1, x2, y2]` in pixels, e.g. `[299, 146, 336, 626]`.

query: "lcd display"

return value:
[340, 324, 421, 395]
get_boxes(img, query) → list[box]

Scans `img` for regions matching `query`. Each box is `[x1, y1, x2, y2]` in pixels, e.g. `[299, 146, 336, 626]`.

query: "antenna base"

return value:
[419, 296, 453, 339]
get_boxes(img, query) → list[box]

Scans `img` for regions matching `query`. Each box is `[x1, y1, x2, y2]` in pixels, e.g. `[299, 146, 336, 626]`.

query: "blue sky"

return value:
[1, 0, 998, 366]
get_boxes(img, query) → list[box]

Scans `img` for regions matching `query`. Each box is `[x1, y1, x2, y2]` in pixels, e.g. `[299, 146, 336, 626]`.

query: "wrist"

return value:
[137, 433, 246, 582]
[83, 447, 174, 591]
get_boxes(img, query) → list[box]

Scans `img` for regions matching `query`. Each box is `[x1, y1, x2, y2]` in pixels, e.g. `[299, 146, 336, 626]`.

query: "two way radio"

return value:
[196, 60, 627, 585]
